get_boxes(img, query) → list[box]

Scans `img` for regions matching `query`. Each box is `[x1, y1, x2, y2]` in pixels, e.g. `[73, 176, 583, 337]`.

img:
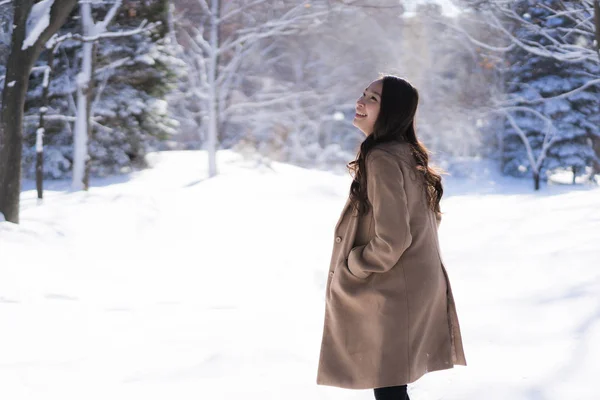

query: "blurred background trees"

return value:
[1, 0, 598, 196]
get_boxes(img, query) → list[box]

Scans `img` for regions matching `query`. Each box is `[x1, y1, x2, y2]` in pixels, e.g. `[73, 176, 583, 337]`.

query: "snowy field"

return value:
[1, 150, 599, 400]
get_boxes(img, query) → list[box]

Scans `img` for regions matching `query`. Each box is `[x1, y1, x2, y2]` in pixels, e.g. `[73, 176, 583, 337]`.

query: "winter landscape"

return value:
[1, 1, 600, 399]
[2, 150, 600, 400]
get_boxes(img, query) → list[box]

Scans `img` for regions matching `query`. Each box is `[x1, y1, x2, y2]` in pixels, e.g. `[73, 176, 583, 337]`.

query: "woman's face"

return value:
[353, 79, 382, 136]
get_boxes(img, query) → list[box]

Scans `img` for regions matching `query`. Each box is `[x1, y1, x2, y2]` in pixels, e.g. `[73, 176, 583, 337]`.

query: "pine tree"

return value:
[502, 0, 599, 187]
[22, 0, 181, 180]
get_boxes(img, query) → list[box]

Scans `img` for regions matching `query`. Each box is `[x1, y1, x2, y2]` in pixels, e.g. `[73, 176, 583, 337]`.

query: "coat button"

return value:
[335, 236, 342, 243]
[329, 271, 334, 277]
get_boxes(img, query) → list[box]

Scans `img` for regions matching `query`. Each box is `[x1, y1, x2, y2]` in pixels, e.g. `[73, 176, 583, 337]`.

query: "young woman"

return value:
[316, 76, 466, 400]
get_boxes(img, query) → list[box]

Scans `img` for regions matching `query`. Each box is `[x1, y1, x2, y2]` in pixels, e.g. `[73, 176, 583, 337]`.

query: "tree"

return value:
[20, 0, 180, 186]
[53, 0, 159, 190]
[173, 0, 327, 177]
[506, 1, 598, 188]
[0, 0, 77, 223]
[401, 3, 502, 159]
[169, 0, 500, 172]
[459, 0, 600, 189]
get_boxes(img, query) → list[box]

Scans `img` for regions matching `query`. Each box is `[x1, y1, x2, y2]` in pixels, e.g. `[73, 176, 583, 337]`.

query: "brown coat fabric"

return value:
[316, 142, 466, 389]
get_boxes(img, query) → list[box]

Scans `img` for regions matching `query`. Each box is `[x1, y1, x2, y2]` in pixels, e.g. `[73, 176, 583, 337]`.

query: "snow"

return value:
[76, 72, 89, 87]
[42, 66, 51, 88]
[7, 80, 15, 87]
[35, 127, 45, 153]
[22, 0, 54, 51]
[150, 99, 169, 116]
[135, 54, 156, 66]
[1, 150, 600, 400]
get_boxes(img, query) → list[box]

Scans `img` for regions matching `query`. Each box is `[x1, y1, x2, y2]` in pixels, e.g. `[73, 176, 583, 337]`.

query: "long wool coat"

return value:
[317, 142, 466, 389]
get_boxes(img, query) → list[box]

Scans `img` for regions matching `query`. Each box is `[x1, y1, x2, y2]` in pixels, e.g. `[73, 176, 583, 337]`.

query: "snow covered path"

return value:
[1, 151, 599, 400]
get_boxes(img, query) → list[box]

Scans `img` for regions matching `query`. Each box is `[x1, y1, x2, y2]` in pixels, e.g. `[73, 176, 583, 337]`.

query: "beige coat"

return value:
[317, 142, 466, 389]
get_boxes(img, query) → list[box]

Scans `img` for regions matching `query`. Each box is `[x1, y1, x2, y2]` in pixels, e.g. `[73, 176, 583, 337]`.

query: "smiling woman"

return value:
[317, 75, 466, 400]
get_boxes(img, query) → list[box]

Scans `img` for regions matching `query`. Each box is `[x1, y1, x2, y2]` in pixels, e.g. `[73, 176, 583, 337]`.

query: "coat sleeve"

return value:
[347, 152, 413, 279]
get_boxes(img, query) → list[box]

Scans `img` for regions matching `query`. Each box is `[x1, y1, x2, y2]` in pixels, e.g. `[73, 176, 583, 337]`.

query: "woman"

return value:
[316, 76, 466, 400]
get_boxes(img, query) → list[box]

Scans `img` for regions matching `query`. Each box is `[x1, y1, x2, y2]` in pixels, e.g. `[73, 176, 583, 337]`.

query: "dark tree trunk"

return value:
[0, 1, 35, 223]
[591, 135, 600, 180]
[35, 152, 43, 199]
[533, 172, 540, 191]
[0, 0, 78, 223]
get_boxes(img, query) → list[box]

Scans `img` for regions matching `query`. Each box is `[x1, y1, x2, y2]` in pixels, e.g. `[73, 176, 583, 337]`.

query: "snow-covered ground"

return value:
[1, 150, 599, 400]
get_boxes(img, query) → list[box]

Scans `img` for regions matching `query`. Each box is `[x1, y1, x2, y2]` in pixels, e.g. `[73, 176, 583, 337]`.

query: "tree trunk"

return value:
[0, 0, 78, 223]
[0, 2, 34, 223]
[533, 172, 540, 191]
[206, 0, 220, 178]
[73, 3, 95, 191]
[590, 135, 600, 180]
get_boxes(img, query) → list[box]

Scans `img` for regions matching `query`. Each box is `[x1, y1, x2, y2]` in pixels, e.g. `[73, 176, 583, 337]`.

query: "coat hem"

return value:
[316, 364, 458, 390]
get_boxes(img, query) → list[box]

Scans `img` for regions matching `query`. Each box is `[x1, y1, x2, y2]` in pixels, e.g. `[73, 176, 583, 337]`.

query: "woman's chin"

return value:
[352, 119, 364, 129]
[352, 121, 369, 136]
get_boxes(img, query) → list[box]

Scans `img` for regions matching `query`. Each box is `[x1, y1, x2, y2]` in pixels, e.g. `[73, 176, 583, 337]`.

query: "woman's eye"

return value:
[371, 96, 377, 101]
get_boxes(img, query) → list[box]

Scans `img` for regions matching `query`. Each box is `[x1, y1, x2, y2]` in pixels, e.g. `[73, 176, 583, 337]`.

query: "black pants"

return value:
[373, 385, 410, 400]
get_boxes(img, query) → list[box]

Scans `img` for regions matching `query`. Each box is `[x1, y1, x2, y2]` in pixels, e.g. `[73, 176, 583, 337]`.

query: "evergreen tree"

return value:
[22, 0, 181, 180]
[502, 0, 599, 186]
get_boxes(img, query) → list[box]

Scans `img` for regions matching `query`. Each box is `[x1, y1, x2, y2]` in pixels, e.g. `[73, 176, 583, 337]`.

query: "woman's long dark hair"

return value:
[348, 75, 443, 215]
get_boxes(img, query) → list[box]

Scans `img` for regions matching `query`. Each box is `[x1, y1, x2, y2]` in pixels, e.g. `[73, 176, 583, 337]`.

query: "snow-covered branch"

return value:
[472, 1, 599, 64]
[182, 26, 212, 56]
[194, 0, 211, 18]
[447, 17, 514, 53]
[95, 0, 122, 32]
[24, 114, 74, 122]
[224, 90, 319, 116]
[504, 113, 539, 173]
[23, 114, 113, 131]
[94, 56, 131, 75]
[217, 5, 326, 55]
[220, 0, 269, 22]
[48, 20, 160, 47]
[499, 78, 600, 106]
